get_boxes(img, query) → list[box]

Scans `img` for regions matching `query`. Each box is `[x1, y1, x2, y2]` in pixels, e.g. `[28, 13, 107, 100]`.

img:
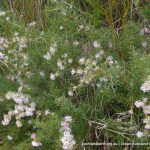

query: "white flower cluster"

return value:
[7, 135, 13, 141]
[2, 33, 30, 85]
[73, 41, 79, 46]
[136, 131, 144, 138]
[78, 24, 90, 32]
[0, 10, 10, 21]
[0, 37, 9, 62]
[93, 41, 100, 48]
[0, 36, 9, 50]
[140, 27, 150, 35]
[65, 57, 101, 96]
[141, 103, 150, 130]
[0, 10, 6, 17]
[44, 109, 55, 116]
[108, 42, 113, 49]
[141, 41, 147, 48]
[106, 56, 117, 66]
[96, 76, 108, 88]
[39, 71, 45, 78]
[134, 98, 150, 117]
[1, 33, 28, 72]
[134, 99, 145, 108]
[72, 58, 100, 88]
[13, 33, 27, 51]
[140, 76, 150, 93]
[44, 43, 57, 60]
[50, 53, 73, 80]
[31, 133, 42, 148]
[1, 91, 36, 128]
[0, 52, 5, 60]
[95, 50, 104, 59]
[60, 116, 75, 150]
[32, 141, 42, 147]
[49, 51, 112, 96]
[28, 21, 36, 27]
[135, 77, 150, 136]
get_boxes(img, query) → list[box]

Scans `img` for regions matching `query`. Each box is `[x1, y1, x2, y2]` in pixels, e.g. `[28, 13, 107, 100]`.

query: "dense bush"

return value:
[0, 0, 150, 150]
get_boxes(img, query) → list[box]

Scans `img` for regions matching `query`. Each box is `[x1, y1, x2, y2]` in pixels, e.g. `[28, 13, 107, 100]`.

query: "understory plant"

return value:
[0, 0, 150, 150]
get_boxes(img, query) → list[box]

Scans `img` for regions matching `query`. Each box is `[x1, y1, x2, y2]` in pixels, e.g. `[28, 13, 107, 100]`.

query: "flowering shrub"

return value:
[0, 1, 150, 150]
[60, 116, 75, 149]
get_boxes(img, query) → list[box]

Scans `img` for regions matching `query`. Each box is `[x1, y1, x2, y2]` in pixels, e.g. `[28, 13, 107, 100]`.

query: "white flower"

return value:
[51, 0, 57, 2]
[79, 57, 85, 65]
[143, 106, 150, 115]
[141, 80, 150, 93]
[0, 11, 6, 16]
[57, 60, 65, 70]
[60, 116, 75, 150]
[145, 124, 150, 130]
[93, 41, 100, 48]
[79, 25, 84, 30]
[96, 83, 101, 88]
[18, 86, 23, 92]
[61, 10, 66, 16]
[31, 133, 36, 139]
[68, 4, 73, 9]
[60, 26, 64, 30]
[134, 100, 144, 108]
[5, 91, 13, 100]
[140, 28, 150, 35]
[136, 131, 144, 138]
[30, 102, 36, 109]
[62, 53, 68, 58]
[77, 69, 83, 75]
[95, 53, 100, 59]
[7, 135, 13, 141]
[32, 141, 42, 147]
[6, 17, 10, 21]
[143, 118, 150, 124]
[68, 90, 73, 97]
[108, 42, 113, 48]
[25, 108, 34, 116]
[45, 109, 50, 115]
[85, 25, 90, 31]
[44, 52, 51, 60]
[73, 41, 79, 46]
[100, 76, 108, 82]
[2, 91, 36, 128]
[14, 32, 19, 37]
[28, 21, 36, 27]
[40, 31, 44, 36]
[50, 73, 56, 80]
[106, 56, 116, 65]
[1, 116, 10, 126]
[49, 46, 56, 55]
[142, 98, 147, 103]
[71, 69, 76, 75]
[60, 65, 65, 70]
[39, 71, 45, 78]
[0, 52, 5, 59]
[142, 41, 147, 48]
[16, 120, 22, 128]
[128, 109, 133, 114]
[28, 120, 32, 125]
[64, 116, 72, 122]
[68, 59, 73, 64]
[55, 72, 59, 77]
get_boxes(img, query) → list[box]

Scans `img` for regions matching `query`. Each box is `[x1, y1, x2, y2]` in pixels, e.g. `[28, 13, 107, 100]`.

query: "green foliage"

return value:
[141, 4, 150, 19]
[0, 0, 150, 150]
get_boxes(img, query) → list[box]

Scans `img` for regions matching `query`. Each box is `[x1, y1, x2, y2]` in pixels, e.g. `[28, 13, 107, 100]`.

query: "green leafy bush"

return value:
[0, 1, 150, 150]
